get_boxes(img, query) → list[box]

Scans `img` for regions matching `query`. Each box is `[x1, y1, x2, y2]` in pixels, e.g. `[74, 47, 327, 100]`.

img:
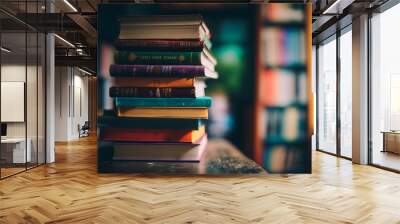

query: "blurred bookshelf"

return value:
[254, 3, 312, 173]
[95, 3, 312, 174]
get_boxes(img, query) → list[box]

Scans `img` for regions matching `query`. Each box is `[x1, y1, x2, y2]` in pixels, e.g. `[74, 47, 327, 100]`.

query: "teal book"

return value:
[115, 97, 212, 108]
[114, 51, 202, 65]
[98, 116, 204, 130]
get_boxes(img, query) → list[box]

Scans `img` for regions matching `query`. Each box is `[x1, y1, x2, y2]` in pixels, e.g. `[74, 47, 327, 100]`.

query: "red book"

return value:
[101, 125, 205, 143]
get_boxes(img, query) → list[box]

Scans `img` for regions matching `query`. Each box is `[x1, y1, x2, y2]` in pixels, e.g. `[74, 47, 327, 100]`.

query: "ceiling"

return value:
[0, 0, 392, 72]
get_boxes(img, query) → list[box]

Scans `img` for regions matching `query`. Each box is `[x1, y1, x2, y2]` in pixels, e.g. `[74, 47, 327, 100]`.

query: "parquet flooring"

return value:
[1, 136, 400, 224]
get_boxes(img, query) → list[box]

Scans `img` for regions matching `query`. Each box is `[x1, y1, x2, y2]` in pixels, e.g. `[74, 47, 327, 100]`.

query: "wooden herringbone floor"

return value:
[1, 136, 400, 224]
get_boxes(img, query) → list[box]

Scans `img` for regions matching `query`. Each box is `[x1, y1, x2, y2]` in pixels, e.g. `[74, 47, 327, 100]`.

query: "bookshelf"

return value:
[253, 3, 313, 173]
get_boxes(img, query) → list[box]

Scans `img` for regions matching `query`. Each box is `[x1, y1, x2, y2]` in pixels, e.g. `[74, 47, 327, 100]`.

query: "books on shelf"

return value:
[262, 4, 305, 23]
[260, 69, 307, 106]
[98, 14, 217, 165]
[259, 4, 309, 173]
[297, 72, 307, 104]
[261, 28, 305, 67]
[263, 107, 307, 144]
[260, 69, 296, 106]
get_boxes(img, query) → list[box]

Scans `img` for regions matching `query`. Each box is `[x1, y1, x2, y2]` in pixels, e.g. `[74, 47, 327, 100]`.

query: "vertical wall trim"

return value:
[367, 11, 373, 165]
[315, 45, 319, 151]
[336, 28, 341, 157]
[25, 3, 28, 170]
[45, 0, 56, 163]
[36, 0, 39, 167]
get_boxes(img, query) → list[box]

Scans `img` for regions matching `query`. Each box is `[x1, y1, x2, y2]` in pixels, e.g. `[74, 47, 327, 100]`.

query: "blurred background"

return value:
[97, 3, 311, 173]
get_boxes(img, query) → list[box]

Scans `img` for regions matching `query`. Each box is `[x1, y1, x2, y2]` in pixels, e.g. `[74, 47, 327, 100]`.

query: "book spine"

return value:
[109, 87, 196, 98]
[109, 65, 205, 77]
[100, 128, 193, 143]
[97, 116, 202, 130]
[109, 77, 194, 88]
[114, 40, 204, 51]
[115, 97, 212, 107]
[114, 51, 201, 65]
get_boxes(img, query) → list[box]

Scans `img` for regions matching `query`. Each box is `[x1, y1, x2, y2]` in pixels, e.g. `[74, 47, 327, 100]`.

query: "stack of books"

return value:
[98, 14, 217, 166]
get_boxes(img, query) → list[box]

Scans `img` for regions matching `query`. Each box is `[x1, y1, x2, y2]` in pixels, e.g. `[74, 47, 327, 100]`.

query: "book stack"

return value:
[98, 14, 217, 169]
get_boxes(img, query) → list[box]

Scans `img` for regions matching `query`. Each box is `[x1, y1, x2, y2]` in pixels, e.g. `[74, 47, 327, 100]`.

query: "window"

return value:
[339, 28, 352, 158]
[370, 3, 400, 171]
[317, 36, 337, 154]
[0, 1, 47, 179]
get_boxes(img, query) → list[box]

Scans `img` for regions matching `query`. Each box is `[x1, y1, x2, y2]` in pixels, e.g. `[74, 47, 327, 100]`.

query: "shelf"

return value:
[263, 104, 307, 110]
[264, 138, 308, 146]
[264, 64, 307, 71]
[263, 21, 306, 28]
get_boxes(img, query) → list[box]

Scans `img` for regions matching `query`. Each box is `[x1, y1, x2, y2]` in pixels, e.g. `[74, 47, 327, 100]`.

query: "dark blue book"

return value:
[115, 96, 212, 108]
[98, 116, 204, 130]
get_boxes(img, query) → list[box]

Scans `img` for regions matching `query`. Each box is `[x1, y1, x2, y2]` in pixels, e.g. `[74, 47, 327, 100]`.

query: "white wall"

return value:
[55, 67, 89, 141]
[1, 65, 41, 138]
[1, 64, 46, 164]
[1, 65, 28, 141]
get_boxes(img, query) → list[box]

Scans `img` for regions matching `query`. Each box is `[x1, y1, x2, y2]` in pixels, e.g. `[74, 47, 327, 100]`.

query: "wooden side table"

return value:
[382, 131, 400, 154]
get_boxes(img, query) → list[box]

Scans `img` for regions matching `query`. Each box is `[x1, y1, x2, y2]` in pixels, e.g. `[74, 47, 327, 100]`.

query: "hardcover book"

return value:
[109, 86, 205, 98]
[115, 96, 212, 108]
[109, 77, 204, 88]
[100, 125, 206, 143]
[118, 15, 211, 47]
[109, 64, 218, 79]
[112, 135, 208, 162]
[116, 107, 209, 119]
[114, 39, 207, 52]
[113, 49, 216, 70]
[98, 116, 204, 130]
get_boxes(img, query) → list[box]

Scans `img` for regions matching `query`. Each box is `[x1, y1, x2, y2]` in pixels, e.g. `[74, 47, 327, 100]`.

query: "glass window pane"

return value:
[317, 37, 337, 154]
[1, 29, 28, 177]
[27, 31, 38, 169]
[371, 4, 400, 171]
[340, 29, 352, 158]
